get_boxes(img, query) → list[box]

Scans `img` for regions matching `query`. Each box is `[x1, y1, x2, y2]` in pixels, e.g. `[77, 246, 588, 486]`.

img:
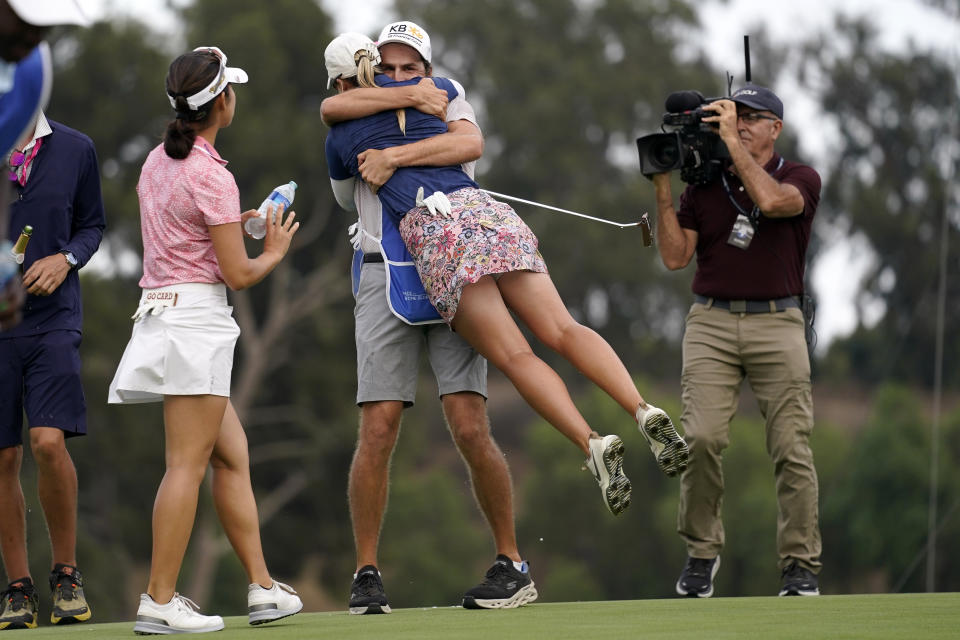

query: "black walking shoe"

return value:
[675, 556, 720, 598]
[779, 560, 820, 596]
[349, 565, 391, 614]
[0, 579, 39, 630]
[463, 555, 538, 609]
[49, 564, 92, 625]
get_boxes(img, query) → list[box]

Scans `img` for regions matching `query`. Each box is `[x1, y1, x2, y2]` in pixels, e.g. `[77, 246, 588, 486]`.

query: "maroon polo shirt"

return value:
[676, 153, 821, 300]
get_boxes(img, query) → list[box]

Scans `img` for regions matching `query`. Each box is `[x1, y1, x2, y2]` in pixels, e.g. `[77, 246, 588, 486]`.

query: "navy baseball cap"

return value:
[731, 84, 783, 120]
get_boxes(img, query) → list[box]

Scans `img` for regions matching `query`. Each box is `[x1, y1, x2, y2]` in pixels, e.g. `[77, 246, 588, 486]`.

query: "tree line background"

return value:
[14, 0, 958, 621]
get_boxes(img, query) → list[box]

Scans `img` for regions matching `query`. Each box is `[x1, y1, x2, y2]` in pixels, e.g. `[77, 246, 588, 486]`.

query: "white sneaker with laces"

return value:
[584, 434, 631, 515]
[247, 580, 303, 625]
[133, 593, 223, 635]
[636, 403, 689, 477]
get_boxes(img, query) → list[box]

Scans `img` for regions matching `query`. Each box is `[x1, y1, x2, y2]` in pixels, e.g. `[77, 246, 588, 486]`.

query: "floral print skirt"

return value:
[398, 187, 548, 324]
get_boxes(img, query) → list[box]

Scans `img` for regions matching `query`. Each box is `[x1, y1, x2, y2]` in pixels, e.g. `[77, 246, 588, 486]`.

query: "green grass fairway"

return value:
[9, 593, 959, 639]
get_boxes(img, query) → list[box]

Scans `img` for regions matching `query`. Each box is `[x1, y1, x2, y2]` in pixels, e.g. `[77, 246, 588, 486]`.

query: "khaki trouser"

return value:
[678, 303, 822, 573]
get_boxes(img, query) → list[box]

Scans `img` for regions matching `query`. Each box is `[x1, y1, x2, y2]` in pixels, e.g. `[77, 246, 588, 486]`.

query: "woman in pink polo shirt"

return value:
[108, 47, 302, 634]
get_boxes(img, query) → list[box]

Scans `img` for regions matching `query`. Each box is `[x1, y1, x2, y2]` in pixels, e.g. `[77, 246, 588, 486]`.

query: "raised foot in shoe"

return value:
[637, 404, 690, 477]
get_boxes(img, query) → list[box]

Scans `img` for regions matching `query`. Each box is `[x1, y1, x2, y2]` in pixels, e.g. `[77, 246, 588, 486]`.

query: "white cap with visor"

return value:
[168, 46, 248, 111]
[324, 33, 380, 90]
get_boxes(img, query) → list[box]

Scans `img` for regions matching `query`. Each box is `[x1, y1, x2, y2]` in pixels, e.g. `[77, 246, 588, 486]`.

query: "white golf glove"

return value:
[131, 301, 167, 321]
[415, 186, 452, 218]
[347, 222, 361, 250]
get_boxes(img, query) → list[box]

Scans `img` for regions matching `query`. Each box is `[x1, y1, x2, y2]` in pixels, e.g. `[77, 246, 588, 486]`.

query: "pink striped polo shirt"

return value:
[137, 136, 242, 288]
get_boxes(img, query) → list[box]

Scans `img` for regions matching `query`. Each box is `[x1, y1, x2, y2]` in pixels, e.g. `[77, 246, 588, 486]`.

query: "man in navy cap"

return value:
[650, 84, 823, 598]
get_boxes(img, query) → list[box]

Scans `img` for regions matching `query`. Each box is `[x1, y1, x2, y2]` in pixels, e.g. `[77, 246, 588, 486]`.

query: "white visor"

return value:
[168, 46, 248, 111]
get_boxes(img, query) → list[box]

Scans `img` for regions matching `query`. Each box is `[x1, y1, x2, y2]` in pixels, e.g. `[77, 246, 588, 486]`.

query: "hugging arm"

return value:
[357, 119, 483, 189]
[321, 79, 448, 126]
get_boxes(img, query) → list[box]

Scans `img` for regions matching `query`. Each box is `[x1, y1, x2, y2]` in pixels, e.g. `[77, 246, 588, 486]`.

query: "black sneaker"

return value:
[463, 555, 538, 609]
[349, 565, 391, 614]
[675, 556, 720, 598]
[49, 564, 92, 625]
[0, 579, 39, 630]
[779, 560, 820, 596]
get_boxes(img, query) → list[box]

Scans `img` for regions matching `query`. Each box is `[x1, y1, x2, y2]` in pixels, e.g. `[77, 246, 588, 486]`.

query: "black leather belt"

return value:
[695, 294, 799, 313]
[362, 253, 384, 263]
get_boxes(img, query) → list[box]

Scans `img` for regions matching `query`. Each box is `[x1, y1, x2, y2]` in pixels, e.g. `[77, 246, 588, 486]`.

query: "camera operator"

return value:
[650, 84, 822, 598]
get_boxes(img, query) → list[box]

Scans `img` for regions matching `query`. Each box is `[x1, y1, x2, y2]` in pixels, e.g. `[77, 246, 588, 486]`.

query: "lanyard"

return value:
[721, 155, 784, 226]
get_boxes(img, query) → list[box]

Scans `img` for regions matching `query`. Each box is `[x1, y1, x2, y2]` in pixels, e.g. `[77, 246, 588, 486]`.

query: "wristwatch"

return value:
[60, 250, 78, 270]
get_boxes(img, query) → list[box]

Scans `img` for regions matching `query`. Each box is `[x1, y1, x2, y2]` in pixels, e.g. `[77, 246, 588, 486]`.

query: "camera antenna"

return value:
[744, 35, 752, 83]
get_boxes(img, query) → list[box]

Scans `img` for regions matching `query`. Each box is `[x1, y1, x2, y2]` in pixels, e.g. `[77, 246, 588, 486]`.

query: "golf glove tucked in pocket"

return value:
[416, 186, 453, 218]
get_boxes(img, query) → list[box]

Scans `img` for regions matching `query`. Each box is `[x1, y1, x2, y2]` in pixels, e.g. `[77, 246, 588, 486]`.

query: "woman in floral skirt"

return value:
[324, 34, 690, 516]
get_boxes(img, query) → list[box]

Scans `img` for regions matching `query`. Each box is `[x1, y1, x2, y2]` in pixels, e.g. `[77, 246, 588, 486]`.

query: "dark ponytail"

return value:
[163, 51, 221, 159]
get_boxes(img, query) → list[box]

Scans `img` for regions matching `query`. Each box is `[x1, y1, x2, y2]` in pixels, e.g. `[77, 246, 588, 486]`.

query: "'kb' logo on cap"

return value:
[389, 23, 424, 41]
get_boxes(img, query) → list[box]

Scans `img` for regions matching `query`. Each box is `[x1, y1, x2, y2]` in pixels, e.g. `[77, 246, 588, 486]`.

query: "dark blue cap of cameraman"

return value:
[731, 84, 783, 120]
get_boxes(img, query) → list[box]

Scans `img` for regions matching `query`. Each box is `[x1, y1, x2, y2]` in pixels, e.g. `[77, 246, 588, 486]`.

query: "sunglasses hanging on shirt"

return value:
[7, 138, 42, 186]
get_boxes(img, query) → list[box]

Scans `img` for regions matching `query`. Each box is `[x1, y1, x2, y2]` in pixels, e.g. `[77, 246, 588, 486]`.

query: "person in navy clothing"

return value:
[0, 111, 103, 630]
[1, 0, 93, 334]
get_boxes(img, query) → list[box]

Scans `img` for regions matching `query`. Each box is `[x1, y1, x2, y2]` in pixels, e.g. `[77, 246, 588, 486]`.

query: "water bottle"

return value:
[244, 181, 297, 240]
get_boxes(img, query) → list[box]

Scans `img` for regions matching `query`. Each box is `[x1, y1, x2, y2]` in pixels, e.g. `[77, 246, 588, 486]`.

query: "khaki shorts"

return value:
[353, 263, 486, 406]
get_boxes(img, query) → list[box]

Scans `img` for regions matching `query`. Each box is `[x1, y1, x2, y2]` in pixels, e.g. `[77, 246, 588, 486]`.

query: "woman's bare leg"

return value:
[147, 395, 226, 604]
[453, 276, 594, 454]
[496, 272, 688, 476]
[210, 401, 271, 588]
[496, 271, 645, 415]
